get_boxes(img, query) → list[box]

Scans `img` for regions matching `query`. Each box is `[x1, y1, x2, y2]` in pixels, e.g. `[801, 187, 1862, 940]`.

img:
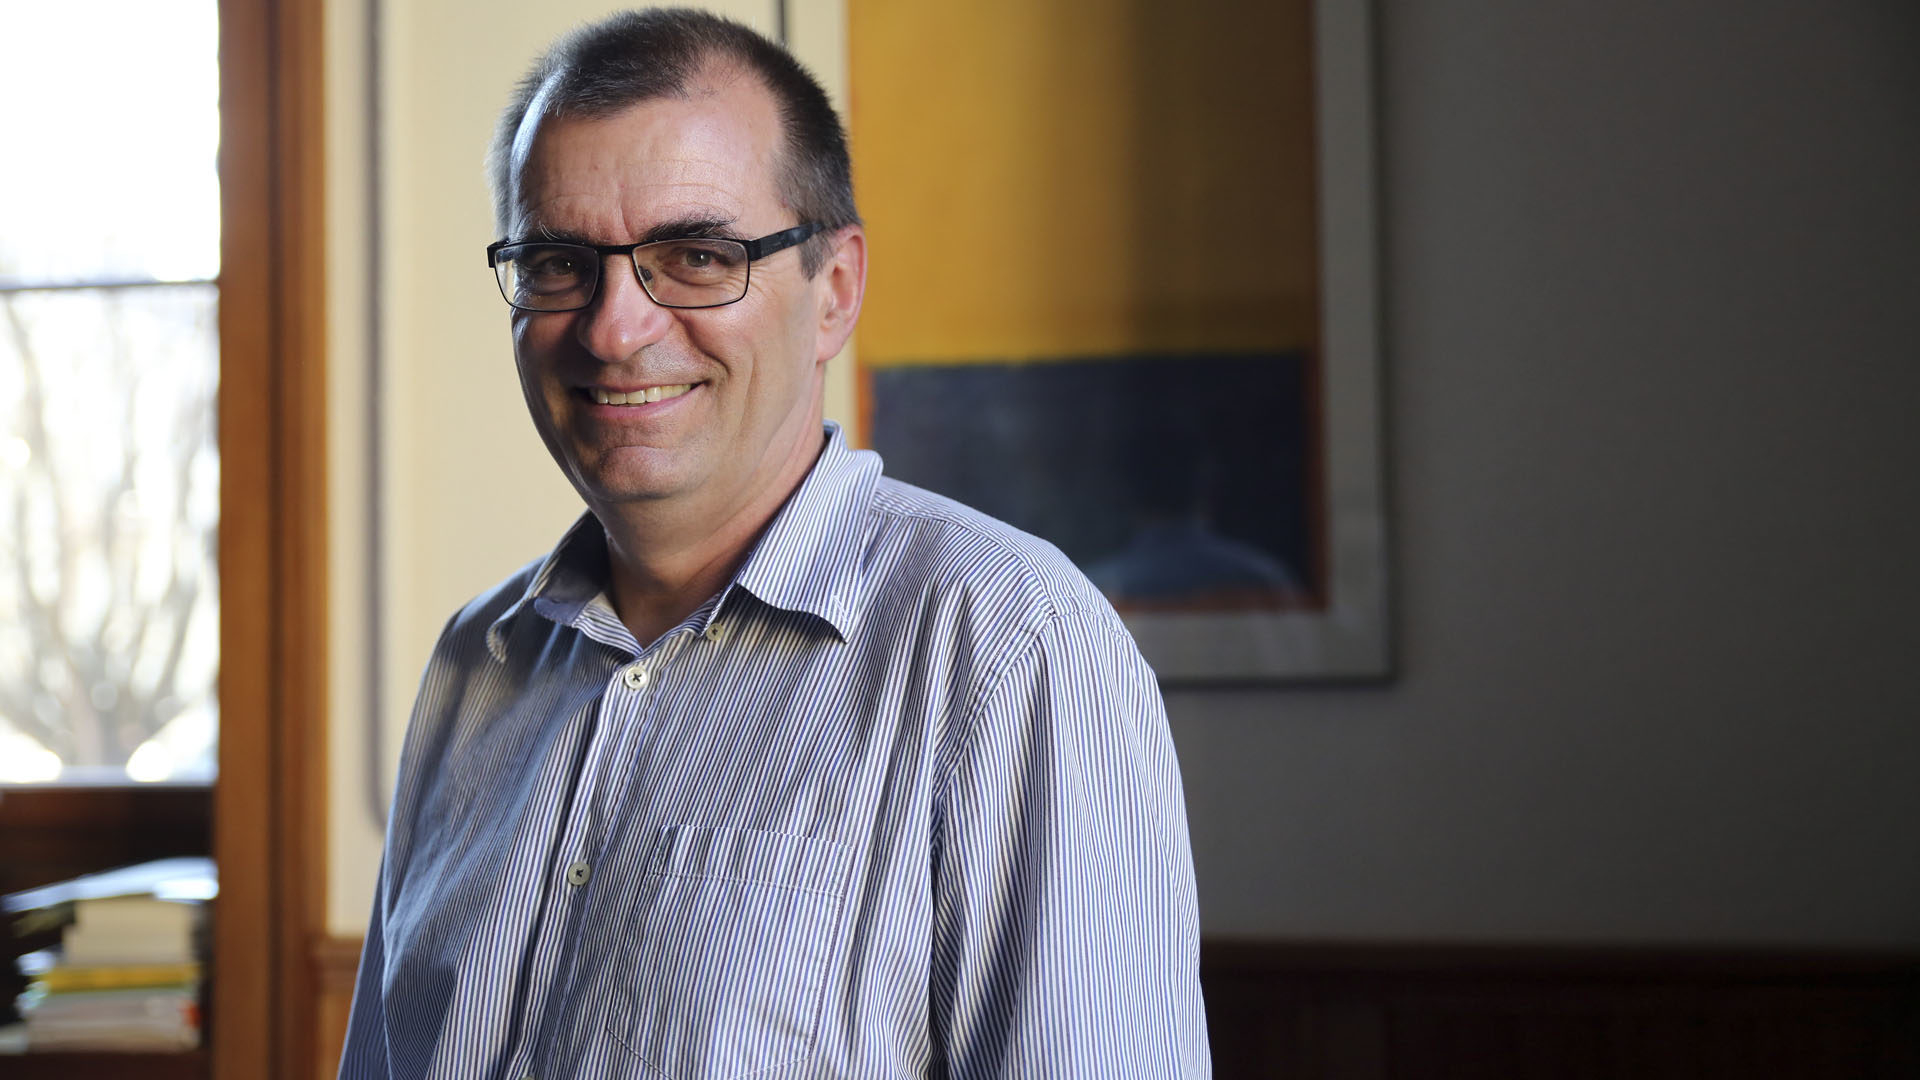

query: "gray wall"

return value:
[1169, 0, 1920, 946]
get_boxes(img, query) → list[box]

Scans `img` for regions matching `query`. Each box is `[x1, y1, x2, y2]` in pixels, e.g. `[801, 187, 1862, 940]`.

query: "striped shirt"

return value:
[339, 423, 1210, 1079]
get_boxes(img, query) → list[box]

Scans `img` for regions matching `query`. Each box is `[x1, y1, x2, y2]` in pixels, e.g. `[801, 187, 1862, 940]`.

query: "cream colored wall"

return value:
[324, 0, 374, 937]
[326, 0, 854, 934]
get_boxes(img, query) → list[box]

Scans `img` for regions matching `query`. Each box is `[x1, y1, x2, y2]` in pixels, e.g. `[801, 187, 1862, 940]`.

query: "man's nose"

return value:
[574, 255, 674, 361]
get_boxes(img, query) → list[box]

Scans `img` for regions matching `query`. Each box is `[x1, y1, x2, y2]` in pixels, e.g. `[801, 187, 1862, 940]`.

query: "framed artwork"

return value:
[848, 0, 1388, 682]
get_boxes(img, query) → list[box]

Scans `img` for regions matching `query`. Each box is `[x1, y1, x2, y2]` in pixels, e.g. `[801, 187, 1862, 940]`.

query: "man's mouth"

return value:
[585, 383, 695, 406]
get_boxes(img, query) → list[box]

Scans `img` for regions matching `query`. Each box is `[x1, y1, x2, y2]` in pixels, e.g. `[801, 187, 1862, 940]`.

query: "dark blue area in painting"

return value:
[868, 353, 1315, 599]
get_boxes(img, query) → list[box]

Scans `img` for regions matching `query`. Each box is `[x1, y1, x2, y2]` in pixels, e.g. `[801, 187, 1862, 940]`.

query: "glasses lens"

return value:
[633, 238, 750, 307]
[495, 243, 596, 311]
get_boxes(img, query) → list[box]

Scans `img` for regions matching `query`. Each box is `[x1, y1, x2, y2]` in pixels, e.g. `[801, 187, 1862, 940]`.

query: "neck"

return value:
[594, 426, 826, 648]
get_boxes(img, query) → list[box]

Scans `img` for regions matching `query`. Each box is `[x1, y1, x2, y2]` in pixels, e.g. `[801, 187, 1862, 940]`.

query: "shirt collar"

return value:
[728, 421, 878, 641]
[484, 511, 611, 661]
[486, 421, 878, 660]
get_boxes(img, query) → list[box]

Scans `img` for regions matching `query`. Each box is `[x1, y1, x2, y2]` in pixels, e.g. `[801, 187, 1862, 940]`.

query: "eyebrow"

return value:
[640, 216, 742, 244]
[528, 215, 742, 246]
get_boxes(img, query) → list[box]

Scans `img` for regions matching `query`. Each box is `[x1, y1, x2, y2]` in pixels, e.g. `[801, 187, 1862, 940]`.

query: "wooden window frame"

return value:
[213, 0, 329, 1074]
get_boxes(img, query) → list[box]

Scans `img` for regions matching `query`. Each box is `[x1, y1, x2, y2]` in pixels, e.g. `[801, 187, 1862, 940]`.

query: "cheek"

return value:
[740, 286, 819, 369]
[675, 288, 815, 399]
[679, 310, 757, 379]
[511, 310, 538, 352]
[513, 318, 577, 395]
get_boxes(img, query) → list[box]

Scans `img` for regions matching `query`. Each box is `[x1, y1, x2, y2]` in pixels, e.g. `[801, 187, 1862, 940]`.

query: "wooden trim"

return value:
[1201, 940, 1920, 1078]
[271, 2, 330, 1077]
[213, 0, 276, 1063]
[1203, 938, 1920, 980]
[2, 1052, 210, 1080]
[314, 936, 366, 1080]
[0, 785, 211, 896]
[215, 0, 328, 1076]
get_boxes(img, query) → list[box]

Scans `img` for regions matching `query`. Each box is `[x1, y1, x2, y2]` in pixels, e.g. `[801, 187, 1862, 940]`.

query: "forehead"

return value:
[509, 71, 786, 238]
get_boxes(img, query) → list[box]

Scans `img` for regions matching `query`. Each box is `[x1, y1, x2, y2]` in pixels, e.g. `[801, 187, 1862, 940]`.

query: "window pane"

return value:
[0, 0, 220, 784]
[0, 1, 220, 287]
[0, 286, 220, 782]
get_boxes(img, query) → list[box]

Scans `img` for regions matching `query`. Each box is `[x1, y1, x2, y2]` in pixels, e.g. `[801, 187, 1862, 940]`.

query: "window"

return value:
[4, 0, 327, 1072]
[0, 0, 221, 787]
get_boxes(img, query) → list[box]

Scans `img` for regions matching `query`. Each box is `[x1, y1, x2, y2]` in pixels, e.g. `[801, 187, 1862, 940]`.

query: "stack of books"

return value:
[3, 857, 215, 1053]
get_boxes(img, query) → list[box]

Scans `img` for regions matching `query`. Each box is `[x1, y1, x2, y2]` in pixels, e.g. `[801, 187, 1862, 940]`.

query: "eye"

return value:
[504, 244, 594, 301]
[670, 242, 740, 271]
[522, 248, 584, 277]
[648, 239, 744, 283]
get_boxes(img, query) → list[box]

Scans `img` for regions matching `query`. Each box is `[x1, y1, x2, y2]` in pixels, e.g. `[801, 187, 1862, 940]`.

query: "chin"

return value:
[573, 455, 696, 506]
[577, 472, 678, 505]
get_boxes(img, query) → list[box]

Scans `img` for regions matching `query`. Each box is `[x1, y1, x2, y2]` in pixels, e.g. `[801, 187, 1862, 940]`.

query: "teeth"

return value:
[592, 384, 693, 406]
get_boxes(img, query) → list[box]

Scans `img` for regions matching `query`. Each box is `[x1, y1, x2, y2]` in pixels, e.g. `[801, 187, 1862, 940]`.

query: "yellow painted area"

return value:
[849, 0, 1320, 365]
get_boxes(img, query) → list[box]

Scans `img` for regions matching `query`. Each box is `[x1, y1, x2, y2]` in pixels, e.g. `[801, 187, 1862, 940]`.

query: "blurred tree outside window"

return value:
[0, 0, 221, 785]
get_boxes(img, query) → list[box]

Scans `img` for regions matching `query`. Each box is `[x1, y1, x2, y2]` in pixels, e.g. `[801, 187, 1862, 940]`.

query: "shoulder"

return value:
[852, 476, 1137, 696]
[863, 485, 1172, 797]
[383, 555, 549, 848]
[866, 475, 1115, 621]
[430, 554, 547, 663]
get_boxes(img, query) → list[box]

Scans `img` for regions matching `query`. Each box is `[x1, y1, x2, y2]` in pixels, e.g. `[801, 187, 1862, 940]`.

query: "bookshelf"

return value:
[6, 1050, 208, 1079]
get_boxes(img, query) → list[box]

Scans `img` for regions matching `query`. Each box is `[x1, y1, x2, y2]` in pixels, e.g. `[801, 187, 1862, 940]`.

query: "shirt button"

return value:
[704, 622, 726, 643]
[565, 860, 591, 886]
[621, 664, 648, 690]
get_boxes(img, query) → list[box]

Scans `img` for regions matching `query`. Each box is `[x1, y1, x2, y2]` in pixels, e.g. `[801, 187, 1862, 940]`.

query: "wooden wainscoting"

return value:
[310, 936, 1920, 1078]
[1203, 940, 1920, 1079]
[314, 936, 364, 1080]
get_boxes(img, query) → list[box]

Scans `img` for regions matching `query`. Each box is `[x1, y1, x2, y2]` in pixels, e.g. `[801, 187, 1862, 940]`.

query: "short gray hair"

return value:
[485, 8, 859, 276]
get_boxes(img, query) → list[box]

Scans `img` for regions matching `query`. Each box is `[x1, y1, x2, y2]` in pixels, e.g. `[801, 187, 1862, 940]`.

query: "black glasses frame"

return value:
[485, 222, 824, 312]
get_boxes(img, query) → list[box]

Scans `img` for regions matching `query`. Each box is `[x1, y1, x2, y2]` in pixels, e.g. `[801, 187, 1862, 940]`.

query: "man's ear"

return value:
[814, 225, 867, 366]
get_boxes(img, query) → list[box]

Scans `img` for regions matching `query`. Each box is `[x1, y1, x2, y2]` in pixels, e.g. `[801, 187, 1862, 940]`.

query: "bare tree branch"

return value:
[2, 287, 218, 772]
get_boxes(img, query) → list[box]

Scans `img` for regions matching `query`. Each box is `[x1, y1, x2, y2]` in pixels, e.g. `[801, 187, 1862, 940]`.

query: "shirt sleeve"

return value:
[929, 609, 1212, 1079]
[336, 856, 392, 1079]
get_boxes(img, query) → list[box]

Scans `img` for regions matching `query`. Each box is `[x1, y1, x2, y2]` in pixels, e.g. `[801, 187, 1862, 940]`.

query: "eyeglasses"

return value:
[486, 223, 823, 312]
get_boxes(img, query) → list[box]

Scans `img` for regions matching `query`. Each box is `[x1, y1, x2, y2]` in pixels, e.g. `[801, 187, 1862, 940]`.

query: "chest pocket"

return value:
[611, 825, 855, 1079]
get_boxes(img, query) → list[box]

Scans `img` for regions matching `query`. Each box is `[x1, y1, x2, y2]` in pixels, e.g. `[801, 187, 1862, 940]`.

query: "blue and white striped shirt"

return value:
[340, 424, 1210, 1079]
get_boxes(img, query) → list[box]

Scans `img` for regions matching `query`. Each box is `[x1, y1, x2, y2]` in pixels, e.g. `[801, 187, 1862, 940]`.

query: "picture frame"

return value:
[850, 0, 1389, 683]
[1132, 0, 1389, 682]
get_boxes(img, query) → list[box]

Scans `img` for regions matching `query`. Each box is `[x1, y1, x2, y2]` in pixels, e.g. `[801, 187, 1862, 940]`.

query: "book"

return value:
[3, 859, 214, 1053]
[34, 962, 200, 994]
[62, 896, 203, 966]
[18, 985, 200, 1052]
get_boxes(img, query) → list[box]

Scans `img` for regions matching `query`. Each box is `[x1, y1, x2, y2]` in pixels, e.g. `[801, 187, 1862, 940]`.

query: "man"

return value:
[340, 9, 1209, 1078]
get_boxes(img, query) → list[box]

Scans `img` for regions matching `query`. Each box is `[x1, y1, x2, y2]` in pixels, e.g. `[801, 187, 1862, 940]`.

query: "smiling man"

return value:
[339, 9, 1209, 1079]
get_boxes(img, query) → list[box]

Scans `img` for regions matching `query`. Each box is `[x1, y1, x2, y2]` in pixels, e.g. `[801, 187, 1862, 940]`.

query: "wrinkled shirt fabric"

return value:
[338, 424, 1210, 1079]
